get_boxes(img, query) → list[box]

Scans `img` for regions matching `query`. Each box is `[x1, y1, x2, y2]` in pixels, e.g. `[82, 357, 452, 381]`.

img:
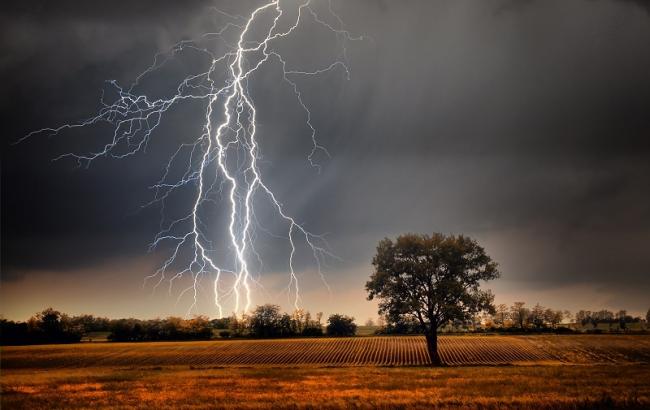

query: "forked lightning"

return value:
[20, 1, 361, 317]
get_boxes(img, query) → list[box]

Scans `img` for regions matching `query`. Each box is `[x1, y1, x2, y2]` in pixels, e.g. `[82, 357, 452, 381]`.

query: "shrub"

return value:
[302, 326, 323, 337]
[326, 314, 357, 336]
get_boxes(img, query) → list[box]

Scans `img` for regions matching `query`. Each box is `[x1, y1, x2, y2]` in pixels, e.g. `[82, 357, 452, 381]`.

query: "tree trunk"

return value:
[425, 331, 442, 366]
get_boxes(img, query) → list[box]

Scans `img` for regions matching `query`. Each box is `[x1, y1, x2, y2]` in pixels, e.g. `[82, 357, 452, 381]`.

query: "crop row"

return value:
[1, 335, 575, 368]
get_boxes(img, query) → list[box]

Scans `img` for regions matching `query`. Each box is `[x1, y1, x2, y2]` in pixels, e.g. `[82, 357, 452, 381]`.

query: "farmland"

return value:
[2, 335, 649, 368]
[2, 335, 650, 409]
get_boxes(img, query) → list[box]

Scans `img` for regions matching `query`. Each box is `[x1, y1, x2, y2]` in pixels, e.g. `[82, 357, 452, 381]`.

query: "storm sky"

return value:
[2, 0, 649, 320]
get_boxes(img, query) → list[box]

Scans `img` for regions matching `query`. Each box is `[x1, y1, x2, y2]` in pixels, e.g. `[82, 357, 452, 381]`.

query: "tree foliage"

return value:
[510, 302, 529, 329]
[248, 304, 283, 338]
[108, 316, 213, 342]
[326, 314, 357, 336]
[1, 308, 82, 345]
[240, 305, 324, 338]
[366, 233, 499, 364]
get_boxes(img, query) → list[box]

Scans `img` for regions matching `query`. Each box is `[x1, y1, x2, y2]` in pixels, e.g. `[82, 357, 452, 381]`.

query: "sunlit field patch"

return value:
[2, 365, 649, 409]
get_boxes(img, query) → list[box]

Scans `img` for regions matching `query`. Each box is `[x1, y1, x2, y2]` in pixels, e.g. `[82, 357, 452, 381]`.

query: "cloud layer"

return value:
[2, 0, 649, 318]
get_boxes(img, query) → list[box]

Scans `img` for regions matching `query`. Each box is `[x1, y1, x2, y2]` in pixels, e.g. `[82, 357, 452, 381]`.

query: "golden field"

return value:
[2, 335, 650, 409]
[2, 335, 650, 367]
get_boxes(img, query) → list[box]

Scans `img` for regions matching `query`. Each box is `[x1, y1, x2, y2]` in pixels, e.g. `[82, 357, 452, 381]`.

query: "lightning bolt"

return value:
[19, 1, 360, 317]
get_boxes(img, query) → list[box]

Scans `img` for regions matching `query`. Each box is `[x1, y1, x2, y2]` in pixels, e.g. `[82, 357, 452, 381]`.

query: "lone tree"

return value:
[366, 233, 499, 365]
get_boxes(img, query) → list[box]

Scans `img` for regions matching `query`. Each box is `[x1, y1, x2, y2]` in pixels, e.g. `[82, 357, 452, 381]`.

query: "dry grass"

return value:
[2, 365, 649, 409]
[2, 336, 649, 409]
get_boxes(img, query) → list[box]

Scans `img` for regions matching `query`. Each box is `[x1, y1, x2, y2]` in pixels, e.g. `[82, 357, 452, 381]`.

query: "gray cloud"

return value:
[2, 0, 649, 315]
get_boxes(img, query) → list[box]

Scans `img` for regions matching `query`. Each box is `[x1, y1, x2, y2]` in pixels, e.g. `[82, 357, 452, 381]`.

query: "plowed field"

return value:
[3, 335, 649, 368]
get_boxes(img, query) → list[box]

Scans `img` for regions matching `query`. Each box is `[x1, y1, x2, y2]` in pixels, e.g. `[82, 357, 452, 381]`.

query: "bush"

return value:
[186, 316, 213, 339]
[326, 314, 357, 337]
[554, 326, 575, 334]
[211, 317, 231, 329]
[378, 315, 421, 334]
[302, 326, 323, 337]
[0, 320, 30, 345]
[219, 330, 231, 338]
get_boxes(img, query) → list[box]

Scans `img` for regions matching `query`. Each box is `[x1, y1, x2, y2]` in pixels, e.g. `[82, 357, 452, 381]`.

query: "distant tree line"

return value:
[2, 304, 645, 345]
[489, 302, 568, 331]
[1, 308, 84, 345]
[0, 308, 215, 344]
[216, 305, 356, 338]
[376, 302, 568, 334]
[377, 302, 649, 334]
[107, 316, 213, 341]
[574, 309, 642, 331]
[1, 305, 358, 345]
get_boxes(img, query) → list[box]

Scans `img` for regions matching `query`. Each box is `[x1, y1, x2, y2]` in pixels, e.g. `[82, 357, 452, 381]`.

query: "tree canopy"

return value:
[326, 314, 357, 336]
[366, 233, 499, 365]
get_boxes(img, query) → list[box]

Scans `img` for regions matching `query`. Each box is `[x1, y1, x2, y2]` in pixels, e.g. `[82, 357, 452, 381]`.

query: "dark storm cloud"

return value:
[606, 0, 650, 14]
[2, 0, 649, 312]
[322, 0, 650, 296]
[1, 0, 220, 275]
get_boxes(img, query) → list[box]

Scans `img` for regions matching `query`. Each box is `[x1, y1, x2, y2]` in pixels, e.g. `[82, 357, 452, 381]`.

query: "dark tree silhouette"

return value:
[510, 302, 529, 329]
[326, 314, 357, 336]
[366, 233, 499, 365]
[249, 304, 283, 338]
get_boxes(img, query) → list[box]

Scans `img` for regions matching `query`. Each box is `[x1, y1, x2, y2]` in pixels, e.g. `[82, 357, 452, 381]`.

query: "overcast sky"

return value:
[2, 0, 649, 320]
